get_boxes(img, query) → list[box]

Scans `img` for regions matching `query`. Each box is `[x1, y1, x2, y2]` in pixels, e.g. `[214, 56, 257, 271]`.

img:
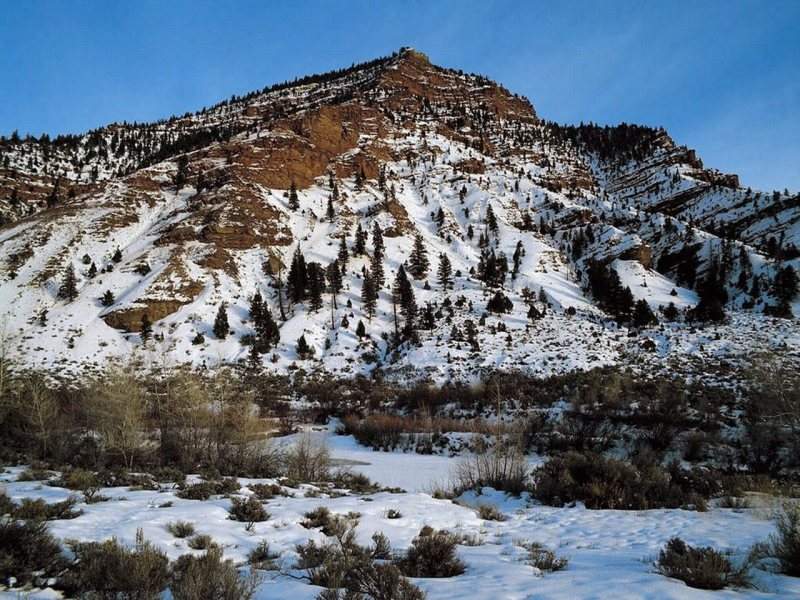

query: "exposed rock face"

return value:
[0, 47, 797, 377]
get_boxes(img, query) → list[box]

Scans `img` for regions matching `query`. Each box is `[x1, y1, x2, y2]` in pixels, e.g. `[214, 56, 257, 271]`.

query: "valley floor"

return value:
[2, 425, 798, 599]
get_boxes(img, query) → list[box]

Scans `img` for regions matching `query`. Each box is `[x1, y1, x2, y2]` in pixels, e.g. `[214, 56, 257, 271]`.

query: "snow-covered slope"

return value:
[0, 48, 798, 380]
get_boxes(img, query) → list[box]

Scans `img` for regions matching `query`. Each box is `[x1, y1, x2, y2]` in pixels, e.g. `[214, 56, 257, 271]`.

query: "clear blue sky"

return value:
[1, 1, 798, 191]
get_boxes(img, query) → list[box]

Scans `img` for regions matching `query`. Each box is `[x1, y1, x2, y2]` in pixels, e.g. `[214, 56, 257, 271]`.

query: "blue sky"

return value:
[1, 1, 798, 191]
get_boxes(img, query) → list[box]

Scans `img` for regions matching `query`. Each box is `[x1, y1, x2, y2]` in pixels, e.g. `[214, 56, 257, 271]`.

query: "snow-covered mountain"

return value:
[1, 48, 798, 380]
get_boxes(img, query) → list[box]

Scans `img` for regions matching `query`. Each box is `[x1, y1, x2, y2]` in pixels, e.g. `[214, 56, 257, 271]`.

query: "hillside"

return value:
[0, 47, 798, 381]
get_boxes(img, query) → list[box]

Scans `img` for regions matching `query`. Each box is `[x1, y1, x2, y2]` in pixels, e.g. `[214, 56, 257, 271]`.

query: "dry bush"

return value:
[187, 534, 216, 551]
[285, 433, 330, 482]
[228, 496, 270, 525]
[166, 520, 196, 538]
[12, 496, 82, 520]
[247, 540, 279, 570]
[396, 527, 466, 578]
[452, 438, 527, 495]
[521, 542, 568, 572]
[63, 530, 169, 600]
[170, 547, 260, 600]
[342, 413, 512, 451]
[655, 537, 751, 590]
[248, 482, 283, 500]
[477, 503, 506, 521]
[754, 503, 800, 576]
[0, 518, 66, 587]
[531, 451, 709, 510]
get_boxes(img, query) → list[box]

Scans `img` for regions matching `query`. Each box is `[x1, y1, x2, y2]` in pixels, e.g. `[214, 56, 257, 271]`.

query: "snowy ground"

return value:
[2, 427, 799, 599]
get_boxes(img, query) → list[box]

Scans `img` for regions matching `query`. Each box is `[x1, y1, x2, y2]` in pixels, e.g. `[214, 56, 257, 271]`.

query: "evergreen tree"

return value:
[408, 234, 429, 279]
[361, 270, 377, 320]
[372, 222, 384, 256]
[306, 262, 326, 312]
[370, 247, 385, 289]
[632, 299, 658, 327]
[392, 265, 417, 341]
[486, 204, 498, 234]
[140, 313, 152, 342]
[512, 241, 523, 279]
[296, 334, 313, 358]
[662, 302, 679, 321]
[112, 247, 123, 263]
[287, 247, 308, 304]
[250, 291, 264, 325]
[87, 262, 97, 279]
[326, 261, 343, 309]
[174, 155, 189, 190]
[101, 289, 115, 307]
[337, 236, 349, 267]
[487, 290, 513, 313]
[213, 302, 230, 338]
[356, 320, 366, 339]
[58, 264, 78, 302]
[773, 265, 799, 305]
[326, 195, 335, 221]
[527, 304, 542, 321]
[354, 224, 367, 255]
[437, 253, 453, 290]
[288, 181, 299, 210]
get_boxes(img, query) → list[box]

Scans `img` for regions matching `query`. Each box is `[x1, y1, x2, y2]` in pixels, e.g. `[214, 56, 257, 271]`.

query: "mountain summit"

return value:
[0, 48, 797, 380]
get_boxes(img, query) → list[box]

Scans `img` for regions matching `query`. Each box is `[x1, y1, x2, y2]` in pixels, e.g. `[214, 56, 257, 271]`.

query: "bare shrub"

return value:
[753, 503, 800, 576]
[166, 520, 196, 538]
[452, 438, 527, 495]
[285, 433, 330, 483]
[63, 530, 169, 599]
[396, 527, 466, 578]
[655, 537, 751, 590]
[12, 496, 82, 520]
[187, 534, 216, 551]
[228, 496, 269, 525]
[170, 547, 260, 600]
[0, 518, 66, 587]
[531, 452, 709, 510]
[520, 542, 568, 572]
[477, 504, 506, 521]
[248, 540, 279, 570]
[248, 482, 283, 500]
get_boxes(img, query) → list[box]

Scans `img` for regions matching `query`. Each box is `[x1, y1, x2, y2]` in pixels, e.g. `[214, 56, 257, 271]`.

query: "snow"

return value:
[2, 427, 798, 599]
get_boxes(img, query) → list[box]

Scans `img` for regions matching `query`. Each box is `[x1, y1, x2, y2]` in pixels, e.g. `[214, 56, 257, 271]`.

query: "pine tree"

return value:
[307, 262, 325, 312]
[213, 302, 230, 338]
[437, 253, 453, 290]
[527, 304, 542, 321]
[408, 234, 429, 279]
[296, 334, 313, 358]
[288, 181, 299, 210]
[773, 265, 799, 305]
[287, 247, 308, 304]
[372, 223, 384, 256]
[250, 291, 264, 325]
[632, 299, 658, 327]
[356, 320, 366, 339]
[361, 270, 377, 320]
[486, 204, 498, 234]
[174, 155, 189, 190]
[392, 265, 417, 341]
[662, 302, 679, 321]
[326, 261, 342, 309]
[112, 247, 123, 263]
[87, 262, 97, 279]
[58, 264, 78, 302]
[337, 236, 349, 267]
[370, 247, 385, 290]
[101, 289, 115, 307]
[512, 241, 523, 279]
[354, 224, 367, 255]
[140, 313, 152, 342]
[487, 290, 513, 314]
[326, 195, 335, 221]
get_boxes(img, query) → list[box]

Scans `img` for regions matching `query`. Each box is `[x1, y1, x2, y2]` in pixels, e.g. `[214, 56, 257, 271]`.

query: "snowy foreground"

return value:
[2, 429, 799, 599]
